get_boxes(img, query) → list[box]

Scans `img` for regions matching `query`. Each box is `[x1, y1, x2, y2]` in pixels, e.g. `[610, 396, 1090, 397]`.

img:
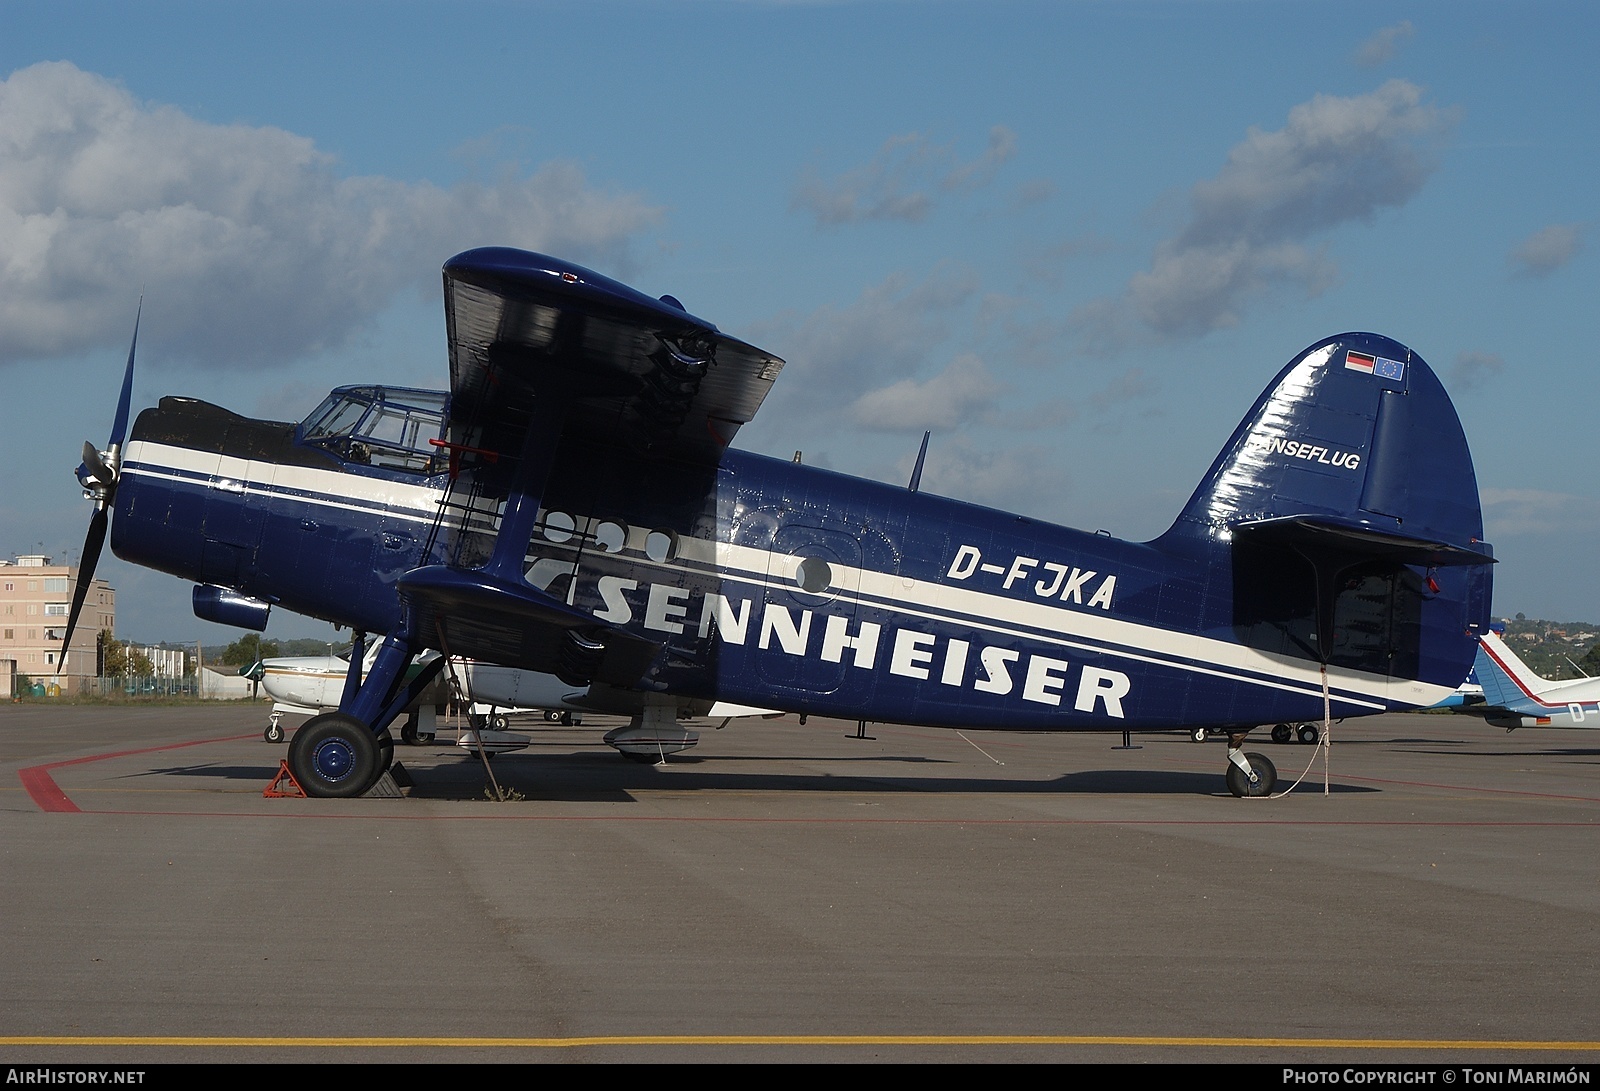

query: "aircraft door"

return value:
[1328, 564, 1423, 701]
[758, 523, 866, 697]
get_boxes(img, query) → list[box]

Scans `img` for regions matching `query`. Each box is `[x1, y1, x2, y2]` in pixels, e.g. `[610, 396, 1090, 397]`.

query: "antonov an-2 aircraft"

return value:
[62, 247, 1495, 797]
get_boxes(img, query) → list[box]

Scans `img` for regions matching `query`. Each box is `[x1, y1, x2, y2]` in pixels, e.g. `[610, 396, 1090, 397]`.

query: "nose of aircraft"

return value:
[57, 299, 142, 677]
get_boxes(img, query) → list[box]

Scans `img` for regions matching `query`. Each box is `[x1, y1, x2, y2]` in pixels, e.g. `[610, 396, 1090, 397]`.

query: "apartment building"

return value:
[0, 554, 114, 691]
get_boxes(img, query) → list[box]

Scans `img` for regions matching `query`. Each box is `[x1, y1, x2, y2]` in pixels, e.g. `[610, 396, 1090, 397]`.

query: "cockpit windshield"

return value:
[298, 386, 449, 474]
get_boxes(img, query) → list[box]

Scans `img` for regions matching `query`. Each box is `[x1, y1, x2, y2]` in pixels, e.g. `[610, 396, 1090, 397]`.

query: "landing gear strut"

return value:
[1224, 733, 1277, 797]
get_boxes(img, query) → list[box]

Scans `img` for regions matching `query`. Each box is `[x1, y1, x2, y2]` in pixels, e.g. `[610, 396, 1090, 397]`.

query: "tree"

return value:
[221, 634, 280, 667]
[100, 630, 128, 679]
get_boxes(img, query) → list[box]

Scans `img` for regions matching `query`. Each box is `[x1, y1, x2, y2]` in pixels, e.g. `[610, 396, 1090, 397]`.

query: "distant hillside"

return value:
[1496, 616, 1600, 681]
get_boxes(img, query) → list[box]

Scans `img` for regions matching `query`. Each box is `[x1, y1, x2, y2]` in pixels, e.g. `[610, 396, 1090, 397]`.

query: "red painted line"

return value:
[17, 733, 256, 813]
[18, 765, 79, 812]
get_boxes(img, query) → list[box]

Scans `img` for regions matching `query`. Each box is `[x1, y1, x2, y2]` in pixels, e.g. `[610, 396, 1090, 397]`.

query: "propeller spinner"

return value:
[57, 302, 141, 677]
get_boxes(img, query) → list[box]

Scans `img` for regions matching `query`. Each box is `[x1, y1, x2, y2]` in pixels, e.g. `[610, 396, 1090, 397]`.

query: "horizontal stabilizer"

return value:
[1231, 515, 1495, 567]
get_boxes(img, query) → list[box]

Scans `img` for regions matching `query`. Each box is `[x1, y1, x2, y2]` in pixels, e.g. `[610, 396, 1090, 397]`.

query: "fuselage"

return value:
[112, 389, 1471, 732]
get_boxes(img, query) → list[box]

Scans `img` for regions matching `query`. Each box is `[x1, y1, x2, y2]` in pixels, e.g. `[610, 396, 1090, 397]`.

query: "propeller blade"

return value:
[81, 440, 114, 487]
[107, 298, 141, 451]
[56, 507, 108, 677]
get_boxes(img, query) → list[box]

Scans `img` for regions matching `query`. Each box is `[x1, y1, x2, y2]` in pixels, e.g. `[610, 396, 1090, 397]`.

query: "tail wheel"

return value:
[287, 713, 381, 798]
[1225, 751, 1277, 798]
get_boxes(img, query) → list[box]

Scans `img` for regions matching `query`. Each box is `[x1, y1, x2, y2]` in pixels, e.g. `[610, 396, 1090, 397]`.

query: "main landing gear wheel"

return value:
[264, 721, 285, 744]
[492, 713, 510, 731]
[1297, 722, 1321, 744]
[1270, 723, 1292, 744]
[1190, 726, 1208, 743]
[399, 715, 434, 746]
[1225, 751, 1277, 798]
[543, 710, 563, 723]
[286, 713, 381, 798]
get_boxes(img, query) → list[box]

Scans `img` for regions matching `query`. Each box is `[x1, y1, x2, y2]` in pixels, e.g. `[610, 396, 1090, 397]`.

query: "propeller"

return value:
[58, 302, 141, 676]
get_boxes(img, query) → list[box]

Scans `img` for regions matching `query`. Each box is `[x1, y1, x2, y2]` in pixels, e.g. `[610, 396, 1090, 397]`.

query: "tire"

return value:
[1297, 722, 1321, 745]
[287, 713, 381, 798]
[1190, 726, 1208, 743]
[1225, 751, 1277, 798]
[1271, 723, 1292, 744]
[492, 713, 510, 730]
[264, 722, 284, 744]
[376, 728, 395, 775]
[544, 710, 563, 723]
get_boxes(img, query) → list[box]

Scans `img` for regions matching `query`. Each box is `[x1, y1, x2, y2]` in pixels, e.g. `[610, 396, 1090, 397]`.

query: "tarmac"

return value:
[0, 702, 1596, 1063]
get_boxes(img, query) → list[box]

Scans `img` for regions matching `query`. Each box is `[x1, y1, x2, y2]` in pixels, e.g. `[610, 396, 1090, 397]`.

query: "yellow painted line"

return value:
[2, 1035, 1598, 1050]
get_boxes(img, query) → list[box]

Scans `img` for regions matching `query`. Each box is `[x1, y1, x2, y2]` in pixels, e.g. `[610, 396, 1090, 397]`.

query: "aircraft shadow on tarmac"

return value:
[123, 762, 283, 781]
[1391, 745, 1600, 760]
[112, 750, 1378, 800]
[392, 751, 1381, 801]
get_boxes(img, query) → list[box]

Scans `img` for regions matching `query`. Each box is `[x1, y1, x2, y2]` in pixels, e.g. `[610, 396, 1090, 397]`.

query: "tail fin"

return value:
[1161, 333, 1488, 556]
[1474, 631, 1546, 708]
[1159, 333, 1494, 696]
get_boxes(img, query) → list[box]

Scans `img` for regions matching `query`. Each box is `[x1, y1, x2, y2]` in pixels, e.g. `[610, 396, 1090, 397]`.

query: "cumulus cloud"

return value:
[791, 125, 1018, 226]
[1451, 350, 1505, 392]
[848, 353, 1001, 432]
[752, 266, 978, 418]
[1354, 21, 1415, 68]
[0, 62, 661, 367]
[1510, 223, 1584, 278]
[1075, 81, 1454, 348]
[903, 433, 1070, 516]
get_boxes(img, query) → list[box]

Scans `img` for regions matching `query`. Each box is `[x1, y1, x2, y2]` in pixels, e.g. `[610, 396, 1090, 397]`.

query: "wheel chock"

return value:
[264, 761, 307, 798]
[362, 771, 403, 798]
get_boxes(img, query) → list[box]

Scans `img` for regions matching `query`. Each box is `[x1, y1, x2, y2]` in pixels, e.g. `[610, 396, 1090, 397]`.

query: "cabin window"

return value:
[298, 386, 449, 473]
[794, 556, 833, 594]
[645, 530, 678, 563]
[593, 521, 626, 554]
[541, 511, 576, 544]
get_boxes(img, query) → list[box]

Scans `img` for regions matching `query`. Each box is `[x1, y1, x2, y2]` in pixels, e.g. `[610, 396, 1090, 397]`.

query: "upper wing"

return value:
[442, 247, 784, 460]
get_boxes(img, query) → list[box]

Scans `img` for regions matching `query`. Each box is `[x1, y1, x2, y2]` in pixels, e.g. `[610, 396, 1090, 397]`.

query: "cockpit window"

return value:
[299, 386, 449, 474]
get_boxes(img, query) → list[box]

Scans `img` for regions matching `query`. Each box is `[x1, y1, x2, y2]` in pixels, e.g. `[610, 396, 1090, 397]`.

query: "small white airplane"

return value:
[1468, 630, 1600, 729]
[254, 647, 773, 760]
[251, 643, 450, 744]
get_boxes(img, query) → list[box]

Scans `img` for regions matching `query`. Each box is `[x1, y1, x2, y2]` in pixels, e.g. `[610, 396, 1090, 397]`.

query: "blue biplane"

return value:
[65, 248, 1495, 796]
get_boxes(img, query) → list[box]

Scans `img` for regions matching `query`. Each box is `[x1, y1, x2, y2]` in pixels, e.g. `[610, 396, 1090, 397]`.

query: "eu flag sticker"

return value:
[1373, 355, 1406, 381]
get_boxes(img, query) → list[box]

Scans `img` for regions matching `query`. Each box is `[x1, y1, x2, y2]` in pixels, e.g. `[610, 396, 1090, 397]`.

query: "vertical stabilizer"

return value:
[1475, 631, 1547, 707]
[1160, 333, 1486, 555]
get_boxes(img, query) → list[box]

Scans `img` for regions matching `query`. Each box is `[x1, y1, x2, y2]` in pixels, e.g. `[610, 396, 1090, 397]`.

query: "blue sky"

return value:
[1, 1, 1595, 643]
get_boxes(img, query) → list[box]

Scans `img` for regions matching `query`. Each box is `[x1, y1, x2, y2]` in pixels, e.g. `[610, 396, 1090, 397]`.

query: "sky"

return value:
[0, 0, 1595, 644]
